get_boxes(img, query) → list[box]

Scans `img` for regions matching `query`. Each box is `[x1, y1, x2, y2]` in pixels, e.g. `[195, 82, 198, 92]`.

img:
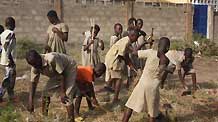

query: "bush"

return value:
[170, 33, 218, 56]
[16, 38, 43, 59]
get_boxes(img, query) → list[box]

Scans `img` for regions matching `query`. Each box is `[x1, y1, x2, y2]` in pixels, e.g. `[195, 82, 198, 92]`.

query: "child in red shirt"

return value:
[75, 63, 106, 117]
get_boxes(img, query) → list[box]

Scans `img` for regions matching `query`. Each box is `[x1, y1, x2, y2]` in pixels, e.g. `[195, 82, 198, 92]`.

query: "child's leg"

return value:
[86, 93, 94, 110]
[66, 104, 75, 122]
[7, 67, 16, 100]
[191, 73, 197, 90]
[74, 96, 82, 116]
[41, 96, 50, 116]
[122, 108, 133, 122]
[112, 78, 122, 103]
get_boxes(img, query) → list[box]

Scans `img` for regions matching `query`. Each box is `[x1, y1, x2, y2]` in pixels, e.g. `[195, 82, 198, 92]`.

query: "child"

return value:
[26, 50, 77, 121]
[130, 19, 147, 72]
[74, 63, 106, 117]
[45, 10, 69, 54]
[163, 48, 197, 90]
[110, 23, 123, 47]
[122, 17, 137, 89]
[82, 24, 104, 66]
[122, 37, 171, 122]
[105, 29, 138, 103]
[0, 17, 16, 102]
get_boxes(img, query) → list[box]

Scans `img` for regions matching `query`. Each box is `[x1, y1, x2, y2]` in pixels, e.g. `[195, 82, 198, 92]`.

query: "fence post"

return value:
[126, 0, 134, 25]
[185, 3, 193, 41]
[54, 0, 63, 21]
[207, 5, 214, 40]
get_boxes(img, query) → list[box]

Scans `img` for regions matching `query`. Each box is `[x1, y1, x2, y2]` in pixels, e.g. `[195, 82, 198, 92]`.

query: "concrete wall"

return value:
[134, 3, 188, 40]
[0, 0, 192, 44]
[0, 0, 54, 42]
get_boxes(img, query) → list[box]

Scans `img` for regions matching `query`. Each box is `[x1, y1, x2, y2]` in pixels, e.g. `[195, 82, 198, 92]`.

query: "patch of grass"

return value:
[0, 103, 21, 122]
[16, 38, 43, 59]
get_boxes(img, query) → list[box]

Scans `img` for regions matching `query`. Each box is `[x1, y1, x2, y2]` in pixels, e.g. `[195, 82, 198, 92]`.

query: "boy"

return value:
[26, 50, 77, 122]
[82, 24, 104, 66]
[122, 37, 171, 122]
[45, 10, 69, 54]
[122, 17, 137, 89]
[74, 63, 106, 117]
[0, 17, 16, 102]
[105, 29, 138, 103]
[110, 23, 123, 47]
[130, 19, 147, 72]
[163, 48, 197, 90]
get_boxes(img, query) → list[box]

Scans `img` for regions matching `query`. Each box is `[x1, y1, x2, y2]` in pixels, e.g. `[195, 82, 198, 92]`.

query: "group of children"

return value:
[0, 10, 198, 122]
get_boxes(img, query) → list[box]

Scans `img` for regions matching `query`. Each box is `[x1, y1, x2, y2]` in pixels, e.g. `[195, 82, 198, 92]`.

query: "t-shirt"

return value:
[166, 50, 184, 70]
[47, 23, 69, 54]
[105, 36, 131, 71]
[138, 49, 160, 83]
[76, 66, 94, 84]
[0, 29, 16, 66]
[30, 52, 76, 82]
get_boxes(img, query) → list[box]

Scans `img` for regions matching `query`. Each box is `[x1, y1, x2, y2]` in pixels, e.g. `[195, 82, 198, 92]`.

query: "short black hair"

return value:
[137, 18, 143, 24]
[47, 10, 58, 18]
[184, 48, 193, 55]
[0, 25, 4, 34]
[26, 50, 40, 63]
[128, 17, 137, 25]
[95, 63, 106, 72]
[114, 23, 122, 29]
[128, 28, 139, 37]
[5, 17, 15, 30]
[94, 24, 100, 32]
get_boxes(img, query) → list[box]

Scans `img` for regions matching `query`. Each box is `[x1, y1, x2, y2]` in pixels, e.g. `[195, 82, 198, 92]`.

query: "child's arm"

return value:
[99, 40, 104, 50]
[89, 83, 99, 106]
[83, 39, 94, 51]
[28, 81, 39, 113]
[52, 27, 68, 42]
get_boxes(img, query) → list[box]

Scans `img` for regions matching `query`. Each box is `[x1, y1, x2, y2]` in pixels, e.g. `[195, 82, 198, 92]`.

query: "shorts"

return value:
[42, 65, 77, 103]
[105, 69, 122, 82]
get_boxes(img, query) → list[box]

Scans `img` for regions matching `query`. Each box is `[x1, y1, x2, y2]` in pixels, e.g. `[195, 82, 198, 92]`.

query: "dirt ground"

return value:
[0, 56, 218, 122]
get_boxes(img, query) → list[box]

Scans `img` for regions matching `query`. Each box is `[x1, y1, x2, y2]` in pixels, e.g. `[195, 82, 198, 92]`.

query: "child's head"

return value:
[136, 19, 143, 30]
[128, 17, 137, 29]
[91, 24, 100, 38]
[0, 25, 4, 34]
[5, 17, 15, 30]
[128, 28, 139, 43]
[114, 23, 123, 35]
[94, 63, 106, 77]
[184, 48, 193, 58]
[47, 10, 59, 25]
[26, 50, 43, 69]
[158, 37, 170, 54]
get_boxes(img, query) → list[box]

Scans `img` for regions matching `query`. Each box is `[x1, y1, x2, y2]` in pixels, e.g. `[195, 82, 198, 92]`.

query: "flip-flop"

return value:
[75, 116, 84, 122]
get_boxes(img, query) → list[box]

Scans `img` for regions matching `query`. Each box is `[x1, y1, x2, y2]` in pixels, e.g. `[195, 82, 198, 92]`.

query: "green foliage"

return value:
[170, 33, 218, 56]
[192, 33, 218, 56]
[0, 103, 21, 122]
[16, 38, 43, 59]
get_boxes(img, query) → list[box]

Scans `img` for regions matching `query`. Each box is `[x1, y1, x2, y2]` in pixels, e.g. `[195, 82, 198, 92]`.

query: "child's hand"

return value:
[27, 103, 34, 113]
[52, 27, 59, 33]
[61, 94, 69, 104]
[92, 98, 99, 106]
[44, 45, 51, 52]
